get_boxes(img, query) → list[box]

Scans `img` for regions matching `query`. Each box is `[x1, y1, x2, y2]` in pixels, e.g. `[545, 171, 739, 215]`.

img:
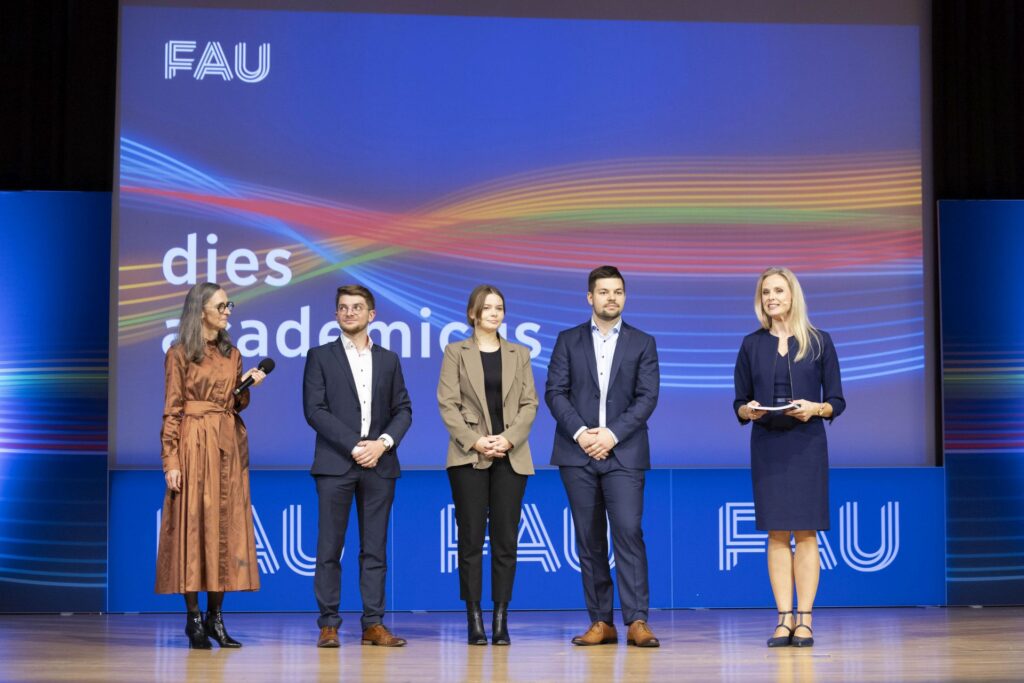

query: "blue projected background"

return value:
[114, 5, 927, 468]
[0, 193, 109, 610]
[940, 201, 1024, 604]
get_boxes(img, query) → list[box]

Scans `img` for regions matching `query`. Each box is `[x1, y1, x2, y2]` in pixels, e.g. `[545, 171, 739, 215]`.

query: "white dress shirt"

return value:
[341, 333, 393, 454]
[573, 317, 621, 444]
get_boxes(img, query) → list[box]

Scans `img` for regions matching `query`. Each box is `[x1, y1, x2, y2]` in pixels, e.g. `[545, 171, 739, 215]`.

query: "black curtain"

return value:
[933, 0, 1024, 198]
[0, 2, 117, 190]
[1, 1, 1023, 197]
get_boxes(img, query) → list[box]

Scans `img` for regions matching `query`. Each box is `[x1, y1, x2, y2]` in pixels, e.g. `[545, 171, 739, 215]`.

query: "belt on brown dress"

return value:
[183, 400, 231, 416]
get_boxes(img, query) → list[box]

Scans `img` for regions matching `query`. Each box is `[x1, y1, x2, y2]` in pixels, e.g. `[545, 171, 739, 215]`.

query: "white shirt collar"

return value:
[341, 333, 373, 352]
[591, 317, 622, 336]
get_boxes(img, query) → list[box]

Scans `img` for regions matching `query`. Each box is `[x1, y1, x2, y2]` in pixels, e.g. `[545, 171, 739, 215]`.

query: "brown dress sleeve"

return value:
[233, 348, 251, 413]
[160, 346, 186, 473]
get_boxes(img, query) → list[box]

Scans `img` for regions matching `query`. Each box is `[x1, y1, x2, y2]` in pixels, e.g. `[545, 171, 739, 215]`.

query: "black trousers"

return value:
[447, 457, 528, 603]
[313, 468, 395, 630]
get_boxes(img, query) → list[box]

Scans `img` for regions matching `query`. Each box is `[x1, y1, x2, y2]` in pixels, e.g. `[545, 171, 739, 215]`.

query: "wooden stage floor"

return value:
[1, 607, 1022, 682]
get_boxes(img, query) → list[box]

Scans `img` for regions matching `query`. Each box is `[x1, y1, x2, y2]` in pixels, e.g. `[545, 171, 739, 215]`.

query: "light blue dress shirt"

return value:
[573, 317, 621, 444]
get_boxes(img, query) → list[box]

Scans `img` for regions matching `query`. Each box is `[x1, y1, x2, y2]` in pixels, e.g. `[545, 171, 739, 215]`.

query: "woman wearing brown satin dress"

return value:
[155, 282, 266, 649]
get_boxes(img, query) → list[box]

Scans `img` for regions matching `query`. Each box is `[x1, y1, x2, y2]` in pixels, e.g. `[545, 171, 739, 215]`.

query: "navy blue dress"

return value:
[733, 329, 846, 531]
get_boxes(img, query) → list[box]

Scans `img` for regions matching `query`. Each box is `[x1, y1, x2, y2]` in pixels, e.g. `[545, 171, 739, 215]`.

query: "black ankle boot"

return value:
[492, 602, 510, 646]
[466, 601, 487, 645]
[205, 610, 242, 648]
[185, 612, 212, 649]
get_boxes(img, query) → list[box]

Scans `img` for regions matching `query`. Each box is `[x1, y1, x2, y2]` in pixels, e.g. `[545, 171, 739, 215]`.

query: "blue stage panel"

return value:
[673, 469, 945, 608]
[109, 467, 944, 611]
[109, 471, 367, 613]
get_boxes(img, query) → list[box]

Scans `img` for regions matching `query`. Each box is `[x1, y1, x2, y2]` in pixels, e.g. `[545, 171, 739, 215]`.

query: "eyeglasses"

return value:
[337, 304, 367, 314]
[209, 301, 235, 313]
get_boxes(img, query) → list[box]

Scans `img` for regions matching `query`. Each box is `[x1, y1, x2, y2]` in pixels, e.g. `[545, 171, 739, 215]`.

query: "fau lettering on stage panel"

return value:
[108, 469, 945, 612]
[675, 469, 945, 607]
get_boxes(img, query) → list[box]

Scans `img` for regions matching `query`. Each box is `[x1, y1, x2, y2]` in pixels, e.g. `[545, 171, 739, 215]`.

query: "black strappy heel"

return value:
[766, 611, 794, 648]
[792, 610, 814, 647]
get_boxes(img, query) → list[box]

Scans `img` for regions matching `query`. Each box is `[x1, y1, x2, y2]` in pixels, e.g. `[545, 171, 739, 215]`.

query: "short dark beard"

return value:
[592, 307, 621, 323]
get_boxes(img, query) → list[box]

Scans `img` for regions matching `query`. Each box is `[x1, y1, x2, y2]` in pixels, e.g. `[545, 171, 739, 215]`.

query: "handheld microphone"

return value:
[234, 358, 275, 396]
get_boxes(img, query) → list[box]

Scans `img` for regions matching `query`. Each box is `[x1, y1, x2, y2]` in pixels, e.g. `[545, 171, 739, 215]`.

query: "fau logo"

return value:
[164, 40, 270, 82]
[157, 504, 316, 576]
[718, 501, 900, 573]
[157, 502, 614, 578]
[439, 504, 616, 574]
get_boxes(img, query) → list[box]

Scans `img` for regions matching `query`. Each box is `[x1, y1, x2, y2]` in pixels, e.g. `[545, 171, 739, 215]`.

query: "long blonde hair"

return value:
[754, 267, 821, 362]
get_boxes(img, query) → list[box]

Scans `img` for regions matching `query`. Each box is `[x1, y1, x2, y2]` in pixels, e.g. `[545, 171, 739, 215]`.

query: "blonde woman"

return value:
[437, 285, 538, 646]
[733, 267, 845, 648]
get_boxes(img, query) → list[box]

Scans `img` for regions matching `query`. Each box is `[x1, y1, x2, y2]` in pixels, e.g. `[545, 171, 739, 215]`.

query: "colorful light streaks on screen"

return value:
[940, 201, 1024, 602]
[119, 140, 921, 345]
[0, 193, 108, 609]
[941, 202, 1024, 455]
[114, 8, 926, 466]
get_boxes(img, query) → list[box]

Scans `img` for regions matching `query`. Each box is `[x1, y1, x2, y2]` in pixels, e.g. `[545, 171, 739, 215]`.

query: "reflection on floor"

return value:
[1, 607, 1021, 682]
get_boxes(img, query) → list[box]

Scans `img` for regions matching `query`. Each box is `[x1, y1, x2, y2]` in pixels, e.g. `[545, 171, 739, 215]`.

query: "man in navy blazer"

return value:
[304, 285, 412, 648]
[546, 265, 661, 647]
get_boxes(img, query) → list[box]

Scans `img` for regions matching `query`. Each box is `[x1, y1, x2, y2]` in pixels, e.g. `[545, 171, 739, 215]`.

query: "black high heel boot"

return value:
[466, 601, 488, 645]
[205, 610, 242, 648]
[185, 612, 212, 650]
[492, 602, 510, 646]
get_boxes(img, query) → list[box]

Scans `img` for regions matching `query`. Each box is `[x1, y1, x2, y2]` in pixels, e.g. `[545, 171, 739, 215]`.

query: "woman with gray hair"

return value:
[155, 282, 266, 649]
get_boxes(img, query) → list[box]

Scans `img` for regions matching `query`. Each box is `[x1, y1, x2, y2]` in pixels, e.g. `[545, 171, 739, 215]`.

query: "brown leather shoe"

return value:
[626, 620, 660, 648]
[317, 626, 340, 648]
[361, 624, 407, 647]
[571, 621, 618, 646]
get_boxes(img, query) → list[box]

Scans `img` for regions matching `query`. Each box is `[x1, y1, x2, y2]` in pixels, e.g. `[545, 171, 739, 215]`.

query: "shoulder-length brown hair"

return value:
[466, 284, 506, 328]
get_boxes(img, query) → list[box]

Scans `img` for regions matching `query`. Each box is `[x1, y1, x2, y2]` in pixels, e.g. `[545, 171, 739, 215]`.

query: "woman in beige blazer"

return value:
[437, 284, 538, 647]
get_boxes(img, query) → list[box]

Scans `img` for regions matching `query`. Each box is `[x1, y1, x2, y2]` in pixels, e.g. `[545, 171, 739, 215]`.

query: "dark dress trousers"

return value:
[733, 329, 845, 531]
[303, 339, 412, 630]
[545, 321, 659, 625]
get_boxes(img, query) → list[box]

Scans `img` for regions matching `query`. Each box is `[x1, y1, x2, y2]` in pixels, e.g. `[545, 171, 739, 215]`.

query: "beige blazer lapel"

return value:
[460, 339, 488, 423]
[501, 341, 517, 405]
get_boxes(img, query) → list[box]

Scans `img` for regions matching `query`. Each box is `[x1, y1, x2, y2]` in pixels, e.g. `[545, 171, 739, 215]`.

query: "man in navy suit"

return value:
[304, 285, 412, 648]
[545, 265, 661, 647]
